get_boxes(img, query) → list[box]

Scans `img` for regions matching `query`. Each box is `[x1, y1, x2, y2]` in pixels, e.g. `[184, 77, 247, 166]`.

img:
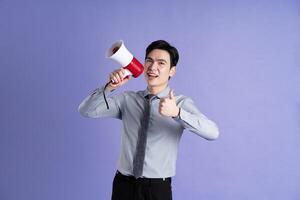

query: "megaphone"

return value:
[106, 40, 144, 80]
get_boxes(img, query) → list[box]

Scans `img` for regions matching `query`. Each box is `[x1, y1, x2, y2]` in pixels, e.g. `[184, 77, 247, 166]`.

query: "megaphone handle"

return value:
[111, 68, 132, 83]
[122, 68, 132, 78]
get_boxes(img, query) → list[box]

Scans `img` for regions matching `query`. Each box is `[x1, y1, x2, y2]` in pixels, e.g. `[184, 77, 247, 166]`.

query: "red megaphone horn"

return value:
[106, 40, 144, 80]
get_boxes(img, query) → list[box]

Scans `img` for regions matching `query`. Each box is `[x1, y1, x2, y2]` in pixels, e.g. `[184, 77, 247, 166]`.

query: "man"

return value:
[78, 40, 219, 200]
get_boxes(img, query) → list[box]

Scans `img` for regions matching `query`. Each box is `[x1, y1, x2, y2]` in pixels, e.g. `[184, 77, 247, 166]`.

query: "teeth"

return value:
[148, 74, 158, 77]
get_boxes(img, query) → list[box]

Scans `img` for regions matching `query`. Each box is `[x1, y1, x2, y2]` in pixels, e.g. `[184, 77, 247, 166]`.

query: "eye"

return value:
[145, 59, 153, 64]
[159, 61, 166, 65]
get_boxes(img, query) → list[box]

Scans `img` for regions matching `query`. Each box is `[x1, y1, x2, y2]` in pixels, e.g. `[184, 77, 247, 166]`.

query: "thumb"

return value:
[169, 89, 175, 99]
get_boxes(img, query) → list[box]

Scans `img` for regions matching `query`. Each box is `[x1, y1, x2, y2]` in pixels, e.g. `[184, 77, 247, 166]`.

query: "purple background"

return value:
[1, 0, 300, 199]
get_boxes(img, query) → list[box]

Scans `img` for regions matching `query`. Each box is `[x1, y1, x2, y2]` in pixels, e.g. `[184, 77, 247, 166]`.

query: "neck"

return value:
[147, 84, 168, 95]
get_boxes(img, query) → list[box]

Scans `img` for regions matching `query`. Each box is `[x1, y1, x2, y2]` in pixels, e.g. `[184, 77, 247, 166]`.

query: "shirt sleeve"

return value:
[175, 97, 219, 140]
[78, 86, 122, 119]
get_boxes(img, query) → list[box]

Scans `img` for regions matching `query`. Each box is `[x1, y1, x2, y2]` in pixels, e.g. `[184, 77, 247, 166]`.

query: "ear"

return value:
[169, 66, 176, 77]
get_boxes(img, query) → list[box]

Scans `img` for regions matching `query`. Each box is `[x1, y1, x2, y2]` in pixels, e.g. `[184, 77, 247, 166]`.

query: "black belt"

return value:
[116, 171, 171, 184]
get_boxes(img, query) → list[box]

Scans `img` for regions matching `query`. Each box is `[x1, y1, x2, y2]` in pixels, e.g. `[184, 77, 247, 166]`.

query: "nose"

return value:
[147, 61, 158, 71]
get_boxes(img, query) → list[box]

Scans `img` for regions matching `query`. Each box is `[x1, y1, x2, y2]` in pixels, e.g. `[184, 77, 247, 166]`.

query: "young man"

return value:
[78, 40, 219, 200]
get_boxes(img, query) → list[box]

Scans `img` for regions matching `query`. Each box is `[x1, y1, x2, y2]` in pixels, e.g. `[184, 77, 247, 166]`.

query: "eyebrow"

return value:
[145, 57, 167, 63]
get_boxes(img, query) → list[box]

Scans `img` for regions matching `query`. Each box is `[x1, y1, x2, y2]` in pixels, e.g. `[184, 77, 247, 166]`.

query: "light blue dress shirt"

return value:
[78, 85, 219, 178]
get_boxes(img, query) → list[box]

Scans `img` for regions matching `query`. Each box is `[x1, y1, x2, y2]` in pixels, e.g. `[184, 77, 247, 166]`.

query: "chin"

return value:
[146, 80, 158, 87]
[146, 81, 156, 87]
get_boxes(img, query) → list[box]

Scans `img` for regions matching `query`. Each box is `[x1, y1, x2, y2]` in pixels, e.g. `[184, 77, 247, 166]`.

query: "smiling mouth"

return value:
[147, 72, 159, 79]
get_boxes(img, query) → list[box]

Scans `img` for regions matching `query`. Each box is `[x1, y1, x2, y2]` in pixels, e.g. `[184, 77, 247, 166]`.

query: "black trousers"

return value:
[111, 171, 172, 200]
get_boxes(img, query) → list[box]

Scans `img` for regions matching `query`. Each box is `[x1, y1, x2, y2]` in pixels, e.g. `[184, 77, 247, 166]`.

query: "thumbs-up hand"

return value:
[159, 89, 180, 117]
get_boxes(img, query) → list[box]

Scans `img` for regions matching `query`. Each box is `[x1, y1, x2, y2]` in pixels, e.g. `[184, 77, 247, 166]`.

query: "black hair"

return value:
[145, 40, 179, 68]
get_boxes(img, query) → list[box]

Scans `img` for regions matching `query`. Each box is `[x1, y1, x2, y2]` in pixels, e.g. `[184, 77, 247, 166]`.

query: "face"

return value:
[144, 49, 176, 90]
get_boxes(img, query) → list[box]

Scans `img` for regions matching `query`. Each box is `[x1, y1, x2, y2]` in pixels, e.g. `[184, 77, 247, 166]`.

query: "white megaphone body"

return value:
[106, 40, 144, 81]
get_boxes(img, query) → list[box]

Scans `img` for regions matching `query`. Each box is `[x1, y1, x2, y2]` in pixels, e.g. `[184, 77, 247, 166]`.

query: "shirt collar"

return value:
[143, 85, 171, 99]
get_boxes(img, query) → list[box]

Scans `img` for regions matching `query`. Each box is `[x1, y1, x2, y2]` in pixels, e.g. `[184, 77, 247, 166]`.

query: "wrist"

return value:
[106, 83, 116, 92]
[106, 85, 114, 92]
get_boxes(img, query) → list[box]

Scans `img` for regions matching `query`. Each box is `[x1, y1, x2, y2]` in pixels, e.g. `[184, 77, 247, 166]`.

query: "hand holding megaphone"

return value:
[106, 40, 144, 83]
[103, 40, 144, 109]
[107, 68, 132, 90]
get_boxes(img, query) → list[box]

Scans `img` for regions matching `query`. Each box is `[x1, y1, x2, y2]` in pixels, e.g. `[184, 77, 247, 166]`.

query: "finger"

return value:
[109, 74, 116, 83]
[113, 72, 122, 83]
[111, 76, 118, 84]
[114, 72, 122, 83]
[117, 70, 125, 80]
[120, 68, 126, 76]
[110, 71, 117, 82]
[169, 89, 174, 99]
